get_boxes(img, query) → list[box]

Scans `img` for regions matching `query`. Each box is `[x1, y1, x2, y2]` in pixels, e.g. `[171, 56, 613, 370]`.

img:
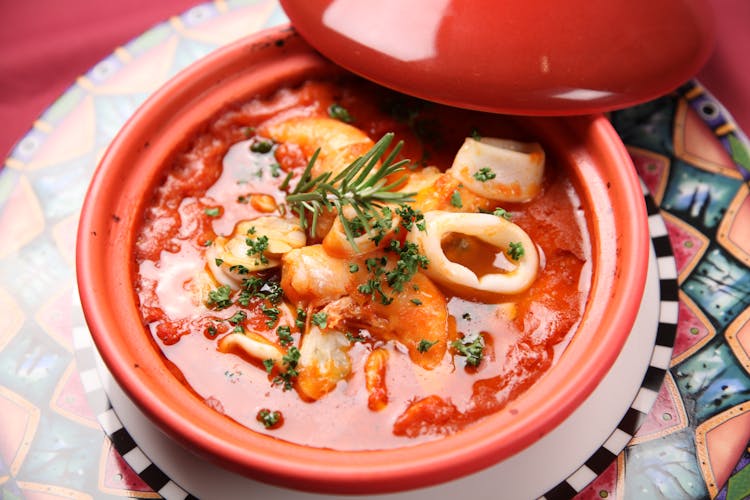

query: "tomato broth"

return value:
[134, 78, 590, 450]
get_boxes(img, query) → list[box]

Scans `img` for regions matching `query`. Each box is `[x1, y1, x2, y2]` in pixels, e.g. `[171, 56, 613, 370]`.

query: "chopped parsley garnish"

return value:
[256, 408, 282, 429]
[236, 277, 283, 307]
[227, 310, 247, 325]
[249, 137, 274, 154]
[276, 325, 294, 346]
[411, 298, 423, 306]
[470, 129, 482, 141]
[417, 339, 438, 352]
[395, 204, 426, 232]
[450, 190, 463, 208]
[328, 103, 354, 123]
[229, 264, 250, 275]
[206, 324, 218, 337]
[473, 167, 496, 182]
[452, 336, 485, 367]
[508, 241, 525, 260]
[214, 258, 224, 267]
[385, 240, 429, 293]
[346, 331, 367, 343]
[493, 207, 512, 220]
[262, 358, 275, 373]
[462, 312, 472, 321]
[349, 263, 359, 273]
[272, 347, 301, 390]
[245, 233, 269, 265]
[262, 305, 280, 328]
[357, 241, 429, 305]
[204, 207, 220, 217]
[295, 308, 307, 330]
[311, 311, 328, 328]
[206, 285, 232, 310]
[358, 257, 392, 305]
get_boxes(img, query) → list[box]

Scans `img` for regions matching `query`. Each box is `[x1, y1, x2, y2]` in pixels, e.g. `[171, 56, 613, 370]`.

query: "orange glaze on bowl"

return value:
[133, 77, 590, 450]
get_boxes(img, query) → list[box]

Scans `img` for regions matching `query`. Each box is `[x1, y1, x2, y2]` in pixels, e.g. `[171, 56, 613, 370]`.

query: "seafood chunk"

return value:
[365, 348, 389, 411]
[218, 330, 285, 367]
[297, 325, 352, 401]
[448, 137, 545, 202]
[407, 211, 539, 295]
[280, 244, 355, 306]
[207, 216, 306, 286]
[263, 116, 374, 178]
[321, 205, 401, 258]
[360, 272, 449, 370]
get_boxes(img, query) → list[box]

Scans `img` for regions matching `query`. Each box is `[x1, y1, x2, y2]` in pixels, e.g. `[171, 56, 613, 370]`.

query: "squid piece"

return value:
[365, 348, 389, 411]
[296, 325, 352, 401]
[263, 116, 374, 179]
[407, 211, 539, 295]
[447, 137, 545, 202]
[218, 330, 285, 367]
[280, 244, 355, 306]
[207, 216, 306, 286]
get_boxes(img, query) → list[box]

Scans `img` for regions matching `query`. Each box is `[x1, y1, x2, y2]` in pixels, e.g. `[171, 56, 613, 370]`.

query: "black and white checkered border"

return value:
[72, 323, 198, 500]
[539, 181, 679, 500]
[72, 181, 678, 500]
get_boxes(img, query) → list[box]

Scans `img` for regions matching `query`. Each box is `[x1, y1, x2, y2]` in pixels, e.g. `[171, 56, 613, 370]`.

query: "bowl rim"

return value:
[76, 25, 649, 494]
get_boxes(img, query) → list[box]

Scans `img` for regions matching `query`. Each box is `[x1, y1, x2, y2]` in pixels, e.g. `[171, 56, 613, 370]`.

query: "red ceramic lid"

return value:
[280, 0, 715, 115]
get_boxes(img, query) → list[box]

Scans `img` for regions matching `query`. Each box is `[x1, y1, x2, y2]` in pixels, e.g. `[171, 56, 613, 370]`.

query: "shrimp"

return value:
[411, 172, 494, 214]
[356, 271, 450, 370]
[280, 244, 355, 306]
[262, 116, 375, 179]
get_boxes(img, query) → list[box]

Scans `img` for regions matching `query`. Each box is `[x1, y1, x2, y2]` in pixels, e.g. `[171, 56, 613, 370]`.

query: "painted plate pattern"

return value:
[1, 1, 749, 499]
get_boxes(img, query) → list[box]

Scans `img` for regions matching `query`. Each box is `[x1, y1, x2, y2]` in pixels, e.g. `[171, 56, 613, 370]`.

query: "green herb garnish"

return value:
[227, 310, 247, 325]
[417, 339, 438, 352]
[249, 138, 274, 154]
[452, 336, 485, 367]
[256, 408, 282, 428]
[473, 167, 496, 182]
[508, 241, 525, 260]
[245, 233, 269, 265]
[492, 207, 512, 220]
[204, 207, 220, 217]
[311, 311, 328, 328]
[273, 347, 301, 390]
[450, 190, 463, 208]
[276, 325, 294, 347]
[206, 285, 232, 310]
[285, 133, 413, 250]
[295, 308, 307, 330]
[328, 103, 354, 123]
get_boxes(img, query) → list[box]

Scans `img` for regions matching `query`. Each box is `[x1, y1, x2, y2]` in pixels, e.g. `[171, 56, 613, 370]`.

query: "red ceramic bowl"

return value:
[76, 26, 648, 494]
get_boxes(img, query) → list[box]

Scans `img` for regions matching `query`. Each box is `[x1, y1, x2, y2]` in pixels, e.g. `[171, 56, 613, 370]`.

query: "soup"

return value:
[134, 78, 590, 451]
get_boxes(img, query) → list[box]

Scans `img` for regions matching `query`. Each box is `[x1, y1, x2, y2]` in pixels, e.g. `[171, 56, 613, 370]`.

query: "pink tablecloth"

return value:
[1, 0, 748, 158]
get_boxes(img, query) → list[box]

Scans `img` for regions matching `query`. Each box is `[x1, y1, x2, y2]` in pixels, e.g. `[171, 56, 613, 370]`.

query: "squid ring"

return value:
[407, 211, 539, 295]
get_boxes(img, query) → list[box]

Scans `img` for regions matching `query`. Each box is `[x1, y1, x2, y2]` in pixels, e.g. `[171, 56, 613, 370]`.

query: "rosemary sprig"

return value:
[285, 133, 414, 249]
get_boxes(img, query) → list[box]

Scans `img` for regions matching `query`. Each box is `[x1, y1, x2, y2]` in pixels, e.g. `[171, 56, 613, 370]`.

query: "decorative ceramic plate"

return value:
[1, 1, 749, 499]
